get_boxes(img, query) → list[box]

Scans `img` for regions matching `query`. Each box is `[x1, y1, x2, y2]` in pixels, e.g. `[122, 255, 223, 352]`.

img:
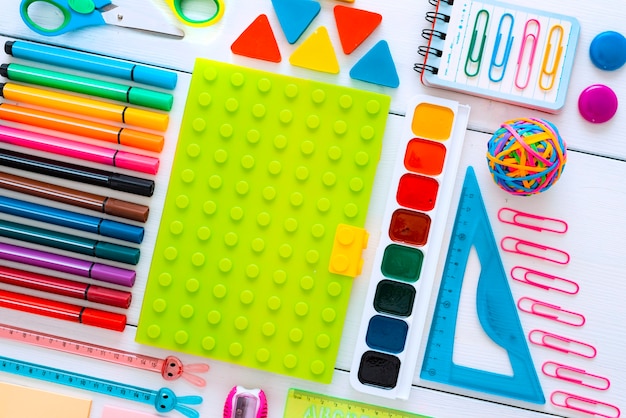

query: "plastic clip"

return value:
[501, 236, 570, 264]
[529, 329, 596, 358]
[511, 266, 579, 294]
[488, 13, 514, 82]
[498, 208, 568, 233]
[551, 391, 620, 418]
[515, 19, 540, 89]
[464, 9, 490, 77]
[539, 24, 565, 90]
[517, 297, 585, 326]
[542, 361, 610, 390]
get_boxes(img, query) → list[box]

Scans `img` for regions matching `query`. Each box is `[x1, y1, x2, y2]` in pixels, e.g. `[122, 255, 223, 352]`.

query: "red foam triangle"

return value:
[231, 14, 282, 63]
[334, 5, 382, 55]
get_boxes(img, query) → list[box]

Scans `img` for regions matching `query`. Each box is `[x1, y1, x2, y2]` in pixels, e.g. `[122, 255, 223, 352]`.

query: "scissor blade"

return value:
[101, 5, 185, 39]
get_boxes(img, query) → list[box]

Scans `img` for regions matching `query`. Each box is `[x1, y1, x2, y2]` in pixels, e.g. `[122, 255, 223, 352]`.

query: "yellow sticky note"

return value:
[0, 382, 91, 418]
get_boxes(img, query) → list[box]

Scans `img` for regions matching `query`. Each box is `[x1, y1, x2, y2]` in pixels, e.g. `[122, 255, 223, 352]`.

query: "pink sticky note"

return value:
[101, 405, 161, 418]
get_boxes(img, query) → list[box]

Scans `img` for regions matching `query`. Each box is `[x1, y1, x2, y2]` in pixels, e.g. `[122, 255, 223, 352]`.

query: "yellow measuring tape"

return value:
[284, 389, 430, 418]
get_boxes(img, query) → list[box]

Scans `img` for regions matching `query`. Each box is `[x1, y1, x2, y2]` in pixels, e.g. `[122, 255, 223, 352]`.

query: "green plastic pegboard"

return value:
[137, 59, 390, 383]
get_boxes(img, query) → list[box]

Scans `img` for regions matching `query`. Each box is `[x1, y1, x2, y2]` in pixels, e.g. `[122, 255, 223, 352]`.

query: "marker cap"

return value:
[124, 107, 169, 132]
[90, 263, 136, 287]
[86, 285, 132, 309]
[132, 65, 178, 90]
[99, 219, 144, 244]
[109, 173, 154, 197]
[119, 129, 164, 153]
[81, 308, 127, 332]
[128, 88, 173, 111]
[94, 242, 140, 265]
[114, 151, 159, 175]
[103, 198, 150, 223]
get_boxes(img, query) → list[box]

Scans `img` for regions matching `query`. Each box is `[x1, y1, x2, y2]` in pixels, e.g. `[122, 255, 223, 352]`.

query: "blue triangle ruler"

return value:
[420, 166, 545, 404]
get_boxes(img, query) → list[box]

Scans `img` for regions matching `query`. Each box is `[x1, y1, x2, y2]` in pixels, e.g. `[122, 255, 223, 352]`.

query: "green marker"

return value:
[0, 63, 173, 111]
[0, 218, 140, 265]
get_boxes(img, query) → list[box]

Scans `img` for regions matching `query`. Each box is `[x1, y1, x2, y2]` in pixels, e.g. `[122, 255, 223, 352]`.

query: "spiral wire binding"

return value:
[416, 0, 452, 75]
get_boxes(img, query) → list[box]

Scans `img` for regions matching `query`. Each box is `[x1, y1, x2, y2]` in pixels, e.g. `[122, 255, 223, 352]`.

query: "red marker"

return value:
[0, 265, 131, 309]
[0, 288, 126, 332]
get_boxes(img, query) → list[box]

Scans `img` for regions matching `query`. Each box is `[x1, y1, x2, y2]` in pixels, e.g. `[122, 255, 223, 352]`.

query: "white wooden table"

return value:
[1, 1, 625, 417]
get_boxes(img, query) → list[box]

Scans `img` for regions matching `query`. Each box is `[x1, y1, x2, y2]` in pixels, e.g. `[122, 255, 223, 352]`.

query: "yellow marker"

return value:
[328, 224, 368, 277]
[0, 82, 169, 132]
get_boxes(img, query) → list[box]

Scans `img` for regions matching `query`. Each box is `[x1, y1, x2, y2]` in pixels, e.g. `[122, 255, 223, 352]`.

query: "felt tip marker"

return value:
[0, 148, 155, 197]
[5, 40, 178, 90]
[0, 265, 132, 309]
[0, 195, 144, 244]
[0, 82, 169, 132]
[0, 103, 165, 152]
[0, 124, 159, 175]
[0, 63, 173, 112]
[0, 241, 136, 287]
[0, 288, 126, 332]
[0, 218, 140, 265]
[0, 171, 150, 222]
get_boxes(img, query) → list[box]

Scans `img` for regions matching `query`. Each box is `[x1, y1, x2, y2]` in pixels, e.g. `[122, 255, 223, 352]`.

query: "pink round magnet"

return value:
[578, 84, 618, 123]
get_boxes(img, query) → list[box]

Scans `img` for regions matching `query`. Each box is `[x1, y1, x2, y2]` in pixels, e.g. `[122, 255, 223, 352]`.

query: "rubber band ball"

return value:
[486, 118, 567, 195]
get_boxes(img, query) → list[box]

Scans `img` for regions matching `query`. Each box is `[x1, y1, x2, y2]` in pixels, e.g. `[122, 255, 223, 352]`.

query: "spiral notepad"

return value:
[415, 0, 580, 112]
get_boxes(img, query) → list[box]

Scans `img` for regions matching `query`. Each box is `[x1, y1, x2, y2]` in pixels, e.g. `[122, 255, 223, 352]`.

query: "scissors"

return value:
[164, 0, 224, 27]
[20, 0, 185, 38]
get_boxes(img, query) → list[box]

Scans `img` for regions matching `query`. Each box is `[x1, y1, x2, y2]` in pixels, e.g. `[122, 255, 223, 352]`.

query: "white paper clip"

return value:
[511, 266, 579, 294]
[498, 208, 568, 233]
[517, 297, 585, 326]
[551, 391, 621, 418]
[529, 329, 597, 358]
[501, 236, 570, 264]
[542, 361, 610, 390]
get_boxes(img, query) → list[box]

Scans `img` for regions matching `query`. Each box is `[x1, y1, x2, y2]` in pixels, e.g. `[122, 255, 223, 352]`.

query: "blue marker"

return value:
[0, 195, 144, 244]
[5, 40, 177, 90]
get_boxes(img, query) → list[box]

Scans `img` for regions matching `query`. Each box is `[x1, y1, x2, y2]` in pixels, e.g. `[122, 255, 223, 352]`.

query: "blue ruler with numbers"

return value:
[420, 166, 545, 404]
[0, 355, 202, 417]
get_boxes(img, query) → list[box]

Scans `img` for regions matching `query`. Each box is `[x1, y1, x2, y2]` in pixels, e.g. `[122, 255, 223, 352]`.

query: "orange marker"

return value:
[0, 103, 164, 152]
[0, 82, 169, 132]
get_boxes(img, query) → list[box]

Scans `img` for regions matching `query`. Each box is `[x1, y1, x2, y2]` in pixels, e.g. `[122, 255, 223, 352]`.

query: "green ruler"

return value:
[284, 388, 430, 417]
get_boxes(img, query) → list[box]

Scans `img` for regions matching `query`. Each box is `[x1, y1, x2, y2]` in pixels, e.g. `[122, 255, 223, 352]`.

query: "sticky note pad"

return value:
[102, 405, 160, 418]
[0, 382, 91, 418]
[137, 59, 390, 383]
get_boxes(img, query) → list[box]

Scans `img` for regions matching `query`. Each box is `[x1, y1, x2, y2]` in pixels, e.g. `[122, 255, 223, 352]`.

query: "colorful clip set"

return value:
[350, 95, 469, 398]
[499, 209, 620, 416]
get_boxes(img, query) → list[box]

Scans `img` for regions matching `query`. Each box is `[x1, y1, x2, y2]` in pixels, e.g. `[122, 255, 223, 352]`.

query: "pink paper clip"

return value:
[498, 208, 568, 233]
[551, 391, 621, 418]
[511, 266, 579, 294]
[542, 361, 610, 390]
[515, 19, 541, 89]
[517, 297, 585, 326]
[529, 329, 597, 358]
[501, 236, 570, 264]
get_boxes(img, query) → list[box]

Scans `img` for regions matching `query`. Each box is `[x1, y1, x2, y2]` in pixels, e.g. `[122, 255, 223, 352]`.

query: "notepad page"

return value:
[435, 0, 577, 109]
[0, 382, 91, 418]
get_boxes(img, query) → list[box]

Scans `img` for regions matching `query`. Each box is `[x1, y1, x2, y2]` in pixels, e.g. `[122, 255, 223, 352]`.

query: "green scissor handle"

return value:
[165, 0, 224, 27]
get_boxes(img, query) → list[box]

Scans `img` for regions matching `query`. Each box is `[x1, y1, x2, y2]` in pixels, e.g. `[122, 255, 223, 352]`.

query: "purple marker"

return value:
[0, 242, 135, 287]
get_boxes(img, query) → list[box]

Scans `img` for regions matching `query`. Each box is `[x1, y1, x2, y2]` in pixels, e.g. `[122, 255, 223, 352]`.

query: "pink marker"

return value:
[0, 124, 159, 175]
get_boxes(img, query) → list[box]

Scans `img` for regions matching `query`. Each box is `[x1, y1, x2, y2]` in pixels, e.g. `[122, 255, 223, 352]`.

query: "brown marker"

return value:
[0, 171, 149, 222]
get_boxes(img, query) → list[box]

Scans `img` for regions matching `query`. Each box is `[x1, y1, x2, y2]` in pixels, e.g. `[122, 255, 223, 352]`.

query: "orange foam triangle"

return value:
[334, 5, 382, 54]
[289, 26, 339, 74]
[231, 14, 282, 63]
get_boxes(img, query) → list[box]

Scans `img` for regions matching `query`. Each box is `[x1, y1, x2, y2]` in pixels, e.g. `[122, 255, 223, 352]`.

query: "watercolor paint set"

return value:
[350, 95, 469, 399]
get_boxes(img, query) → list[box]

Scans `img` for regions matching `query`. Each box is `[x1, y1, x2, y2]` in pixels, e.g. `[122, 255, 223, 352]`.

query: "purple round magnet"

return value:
[578, 84, 618, 123]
